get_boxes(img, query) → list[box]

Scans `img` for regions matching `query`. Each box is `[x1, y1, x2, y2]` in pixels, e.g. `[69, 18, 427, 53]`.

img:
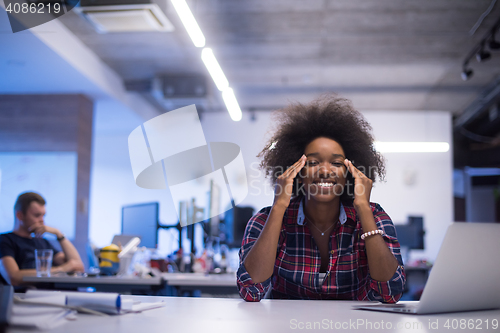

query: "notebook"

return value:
[355, 222, 500, 314]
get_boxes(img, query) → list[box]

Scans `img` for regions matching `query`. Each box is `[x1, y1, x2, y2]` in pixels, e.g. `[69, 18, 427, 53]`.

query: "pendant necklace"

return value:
[306, 216, 336, 236]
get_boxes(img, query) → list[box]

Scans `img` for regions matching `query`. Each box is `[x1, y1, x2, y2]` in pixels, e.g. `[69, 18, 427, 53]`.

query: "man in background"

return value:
[0, 192, 84, 286]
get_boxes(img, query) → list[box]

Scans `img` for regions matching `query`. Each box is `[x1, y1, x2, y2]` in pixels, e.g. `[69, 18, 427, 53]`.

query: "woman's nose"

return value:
[317, 162, 333, 175]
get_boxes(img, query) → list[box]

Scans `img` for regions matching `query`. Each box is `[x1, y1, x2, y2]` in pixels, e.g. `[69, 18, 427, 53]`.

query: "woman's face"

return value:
[300, 137, 347, 202]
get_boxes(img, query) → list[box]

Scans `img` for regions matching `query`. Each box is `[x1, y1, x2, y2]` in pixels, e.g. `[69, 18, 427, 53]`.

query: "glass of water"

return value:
[35, 249, 53, 277]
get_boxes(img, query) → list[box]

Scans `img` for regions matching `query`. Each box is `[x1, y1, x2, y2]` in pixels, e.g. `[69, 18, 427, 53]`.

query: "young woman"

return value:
[237, 95, 405, 302]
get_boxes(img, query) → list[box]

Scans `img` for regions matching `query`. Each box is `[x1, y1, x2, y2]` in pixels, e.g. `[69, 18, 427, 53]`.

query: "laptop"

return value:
[112, 234, 141, 247]
[355, 222, 500, 314]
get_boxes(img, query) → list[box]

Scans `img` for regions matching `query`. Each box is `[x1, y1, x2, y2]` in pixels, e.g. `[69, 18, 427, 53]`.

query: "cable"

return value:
[469, 0, 498, 36]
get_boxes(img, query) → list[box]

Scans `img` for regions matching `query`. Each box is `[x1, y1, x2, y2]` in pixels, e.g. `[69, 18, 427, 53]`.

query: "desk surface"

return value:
[23, 275, 163, 286]
[162, 272, 236, 287]
[23, 273, 235, 287]
[7, 296, 500, 333]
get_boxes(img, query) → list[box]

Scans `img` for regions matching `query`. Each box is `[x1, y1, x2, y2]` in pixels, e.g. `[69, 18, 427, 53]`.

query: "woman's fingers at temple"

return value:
[274, 155, 306, 207]
[344, 158, 372, 207]
[344, 159, 360, 177]
[283, 155, 306, 178]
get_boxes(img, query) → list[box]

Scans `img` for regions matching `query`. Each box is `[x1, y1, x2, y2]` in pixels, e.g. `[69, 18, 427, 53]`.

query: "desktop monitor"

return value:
[225, 206, 255, 248]
[395, 216, 425, 250]
[121, 202, 159, 249]
[207, 180, 221, 237]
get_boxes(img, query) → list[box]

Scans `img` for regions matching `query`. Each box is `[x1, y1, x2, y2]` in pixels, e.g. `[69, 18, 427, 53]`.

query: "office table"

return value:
[22, 275, 165, 294]
[162, 272, 238, 295]
[6, 295, 500, 333]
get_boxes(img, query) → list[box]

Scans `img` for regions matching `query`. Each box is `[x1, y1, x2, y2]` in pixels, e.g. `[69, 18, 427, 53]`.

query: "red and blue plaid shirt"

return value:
[237, 196, 406, 302]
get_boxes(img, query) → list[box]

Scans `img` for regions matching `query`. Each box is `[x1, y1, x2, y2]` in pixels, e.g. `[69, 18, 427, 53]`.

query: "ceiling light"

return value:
[489, 39, 500, 49]
[201, 48, 229, 91]
[489, 31, 500, 49]
[461, 67, 473, 81]
[170, 0, 205, 47]
[476, 44, 491, 62]
[222, 88, 242, 121]
[374, 142, 450, 153]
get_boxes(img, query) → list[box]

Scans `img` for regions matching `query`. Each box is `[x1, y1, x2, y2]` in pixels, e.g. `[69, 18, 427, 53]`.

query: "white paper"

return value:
[19, 293, 66, 306]
[23, 290, 166, 315]
[25, 290, 121, 314]
[131, 301, 166, 312]
[9, 304, 75, 330]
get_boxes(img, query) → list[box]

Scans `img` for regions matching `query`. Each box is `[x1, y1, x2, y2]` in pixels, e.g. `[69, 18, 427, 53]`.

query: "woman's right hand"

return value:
[273, 155, 306, 208]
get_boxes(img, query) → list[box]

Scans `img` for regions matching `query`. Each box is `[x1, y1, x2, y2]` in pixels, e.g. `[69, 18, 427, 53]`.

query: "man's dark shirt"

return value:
[0, 233, 60, 269]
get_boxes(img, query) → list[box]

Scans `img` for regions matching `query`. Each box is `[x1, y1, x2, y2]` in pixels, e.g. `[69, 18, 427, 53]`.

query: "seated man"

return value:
[0, 192, 84, 285]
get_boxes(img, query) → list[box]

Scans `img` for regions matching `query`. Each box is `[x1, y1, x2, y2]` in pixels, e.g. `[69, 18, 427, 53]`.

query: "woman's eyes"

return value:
[306, 160, 343, 167]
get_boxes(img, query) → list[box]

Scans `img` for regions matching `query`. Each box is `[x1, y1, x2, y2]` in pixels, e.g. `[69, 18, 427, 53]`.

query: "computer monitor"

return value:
[225, 206, 255, 248]
[395, 216, 425, 250]
[121, 202, 159, 249]
[207, 180, 221, 238]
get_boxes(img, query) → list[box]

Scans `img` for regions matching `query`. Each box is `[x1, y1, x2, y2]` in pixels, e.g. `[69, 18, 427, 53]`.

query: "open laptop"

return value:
[355, 222, 500, 314]
[112, 234, 140, 247]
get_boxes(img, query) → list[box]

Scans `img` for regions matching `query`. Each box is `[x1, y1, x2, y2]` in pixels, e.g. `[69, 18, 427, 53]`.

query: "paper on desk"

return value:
[18, 294, 66, 306]
[25, 290, 166, 314]
[25, 290, 121, 314]
[9, 303, 76, 330]
[121, 298, 166, 312]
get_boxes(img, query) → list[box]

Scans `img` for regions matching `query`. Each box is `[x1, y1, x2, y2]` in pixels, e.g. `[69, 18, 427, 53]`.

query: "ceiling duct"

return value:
[124, 75, 209, 110]
[75, 0, 174, 33]
[151, 75, 208, 110]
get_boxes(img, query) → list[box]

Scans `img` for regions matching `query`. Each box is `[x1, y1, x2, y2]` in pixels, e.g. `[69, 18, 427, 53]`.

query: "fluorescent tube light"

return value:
[222, 88, 242, 121]
[170, 0, 205, 47]
[201, 48, 229, 91]
[374, 142, 450, 153]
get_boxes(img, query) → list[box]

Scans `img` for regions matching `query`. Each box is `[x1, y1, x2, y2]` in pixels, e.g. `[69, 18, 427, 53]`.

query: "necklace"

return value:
[306, 216, 336, 236]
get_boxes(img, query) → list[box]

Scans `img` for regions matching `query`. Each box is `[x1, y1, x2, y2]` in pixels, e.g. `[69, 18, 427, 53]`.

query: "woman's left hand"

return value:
[344, 159, 372, 209]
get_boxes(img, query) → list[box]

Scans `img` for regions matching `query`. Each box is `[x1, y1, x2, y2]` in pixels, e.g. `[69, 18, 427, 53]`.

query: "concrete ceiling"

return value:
[54, 0, 500, 115]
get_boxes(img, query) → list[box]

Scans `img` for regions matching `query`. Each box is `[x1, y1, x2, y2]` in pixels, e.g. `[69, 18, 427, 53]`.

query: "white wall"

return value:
[89, 106, 453, 262]
[90, 99, 177, 249]
[0, 152, 77, 238]
[364, 111, 453, 262]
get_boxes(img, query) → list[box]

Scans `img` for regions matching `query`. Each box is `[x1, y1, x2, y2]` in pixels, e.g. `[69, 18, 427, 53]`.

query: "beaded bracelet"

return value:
[361, 229, 383, 240]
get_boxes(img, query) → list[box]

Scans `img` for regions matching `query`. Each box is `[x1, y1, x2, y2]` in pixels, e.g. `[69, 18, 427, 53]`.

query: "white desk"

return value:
[6, 296, 500, 333]
[22, 275, 164, 294]
[162, 272, 238, 295]
[162, 272, 236, 287]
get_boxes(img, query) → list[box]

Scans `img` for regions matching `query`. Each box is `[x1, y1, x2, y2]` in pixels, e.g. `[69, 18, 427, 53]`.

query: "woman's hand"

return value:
[344, 159, 372, 209]
[273, 155, 306, 208]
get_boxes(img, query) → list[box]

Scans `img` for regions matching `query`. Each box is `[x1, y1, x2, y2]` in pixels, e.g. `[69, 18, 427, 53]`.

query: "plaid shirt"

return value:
[237, 196, 406, 302]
